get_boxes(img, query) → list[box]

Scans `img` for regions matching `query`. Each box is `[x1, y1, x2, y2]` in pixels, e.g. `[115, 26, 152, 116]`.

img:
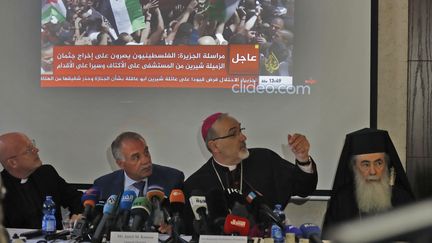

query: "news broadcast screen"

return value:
[41, 0, 295, 89]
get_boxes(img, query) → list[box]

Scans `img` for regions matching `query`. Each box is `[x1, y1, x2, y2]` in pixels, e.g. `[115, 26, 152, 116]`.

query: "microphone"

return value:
[223, 214, 250, 236]
[114, 190, 137, 231]
[165, 189, 188, 243]
[146, 185, 167, 228]
[89, 200, 105, 233]
[71, 187, 100, 239]
[189, 190, 211, 235]
[300, 223, 322, 243]
[285, 225, 302, 243]
[225, 188, 255, 226]
[130, 197, 152, 232]
[45, 230, 70, 241]
[82, 187, 101, 219]
[91, 195, 118, 243]
[246, 191, 284, 230]
[205, 189, 229, 234]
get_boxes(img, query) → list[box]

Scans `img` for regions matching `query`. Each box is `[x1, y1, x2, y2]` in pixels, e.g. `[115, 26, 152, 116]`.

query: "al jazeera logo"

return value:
[264, 52, 279, 74]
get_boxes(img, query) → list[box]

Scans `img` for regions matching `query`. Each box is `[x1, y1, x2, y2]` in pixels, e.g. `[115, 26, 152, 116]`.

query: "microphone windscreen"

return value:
[103, 195, 118, 215]
[223, 214, 250, 236]
[285, 225, 302, 238]
[169, 189, 185, 204]
[206, 189, 229, 220]
[300, 223, 321, 238]
[189, 196, 208, 220]
[169, 189, 185, 214]
[81, 187, 101, 206]
[119, 190, 137, 210]
[146, 186, 165, 202]
[131, 197, 152, 215]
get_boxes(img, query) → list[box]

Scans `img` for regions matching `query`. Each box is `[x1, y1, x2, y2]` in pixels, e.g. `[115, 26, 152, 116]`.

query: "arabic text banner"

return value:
[42, 45, 260, 88]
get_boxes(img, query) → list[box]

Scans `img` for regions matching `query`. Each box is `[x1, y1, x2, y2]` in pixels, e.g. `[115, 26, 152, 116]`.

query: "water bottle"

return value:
[273, 204, 286, 225]
[42, 195, 56, 235]
[271, 224, 284, 243]
[271, 204, 285, 243]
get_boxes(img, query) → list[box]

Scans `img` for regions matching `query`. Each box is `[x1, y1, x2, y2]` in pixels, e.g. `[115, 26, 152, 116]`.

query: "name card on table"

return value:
[110, 231, 158, 243]
[199, 235, 247, 243]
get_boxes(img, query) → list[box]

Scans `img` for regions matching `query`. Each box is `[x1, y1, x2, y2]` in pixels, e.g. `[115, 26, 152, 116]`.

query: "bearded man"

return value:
[322, 128, 415, 236]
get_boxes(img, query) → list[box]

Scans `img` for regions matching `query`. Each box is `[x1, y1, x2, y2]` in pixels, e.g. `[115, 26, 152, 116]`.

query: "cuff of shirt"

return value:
[296, 156, 314, 173]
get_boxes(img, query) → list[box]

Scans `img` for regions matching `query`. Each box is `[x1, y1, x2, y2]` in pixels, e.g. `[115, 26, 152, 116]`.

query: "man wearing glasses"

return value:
[183, 112, 318, 234]
[0, 132, 83, 229]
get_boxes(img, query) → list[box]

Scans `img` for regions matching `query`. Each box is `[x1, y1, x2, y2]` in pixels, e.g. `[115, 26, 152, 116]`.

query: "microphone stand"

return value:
[163, 214, 188, 243]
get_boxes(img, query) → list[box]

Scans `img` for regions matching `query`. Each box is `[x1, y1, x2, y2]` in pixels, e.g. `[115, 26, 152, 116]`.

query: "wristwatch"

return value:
[296, 157, 312, 166]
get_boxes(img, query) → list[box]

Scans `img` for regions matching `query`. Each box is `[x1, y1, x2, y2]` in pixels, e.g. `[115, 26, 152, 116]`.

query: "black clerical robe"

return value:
[322, 183, 414, 235]
[183, 148, 318, 234]
[1, 164, 83, 229]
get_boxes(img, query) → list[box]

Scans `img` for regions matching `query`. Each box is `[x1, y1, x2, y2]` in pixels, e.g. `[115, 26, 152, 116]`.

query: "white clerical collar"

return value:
[123, 172, 148, 190]
[212, 157, 238, 171]
[20, 178, 28, 184]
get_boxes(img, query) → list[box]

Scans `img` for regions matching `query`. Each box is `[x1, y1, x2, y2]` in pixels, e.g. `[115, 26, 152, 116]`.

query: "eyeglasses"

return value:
[5, 139, 37, 160]
[211, 127, 245, 141]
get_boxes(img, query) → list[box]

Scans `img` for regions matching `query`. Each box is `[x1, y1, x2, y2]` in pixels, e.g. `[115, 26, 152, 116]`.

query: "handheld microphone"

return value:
[206, 189, 229, 234]
[146, 185, 166, 227]
[169, 189, 185, 214]
[72, 187, 100, 239]
[114, 190, 137, 231]
[89, 200, 105, 233]
[225, 188, 255, 226]
[91, 195, 117, 243]
[246, 191, 284, 229]
[223, 214, 250, 236]
[189, 190, 211, 235]
[45, 230, 70, 241]
[300, 223, 322, 243]
[82, 187, 101, 219]
[165, 189, 187, 243]
[130, 197, 152, 232]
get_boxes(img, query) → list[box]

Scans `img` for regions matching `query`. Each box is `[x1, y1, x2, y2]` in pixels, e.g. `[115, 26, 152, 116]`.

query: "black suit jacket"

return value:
[1, 164, 83, 229]
[183, 148, 318, 234]
[93, 164, 185, 200]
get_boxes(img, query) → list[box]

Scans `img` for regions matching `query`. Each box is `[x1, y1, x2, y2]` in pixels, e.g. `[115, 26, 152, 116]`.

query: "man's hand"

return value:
[288, 133, 310, 162]
[158, 221, 172, 235]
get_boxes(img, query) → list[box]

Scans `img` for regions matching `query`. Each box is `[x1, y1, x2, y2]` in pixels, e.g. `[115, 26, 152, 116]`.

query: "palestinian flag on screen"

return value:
[96, 0, 146, 35]
[41, 0, 67, 24]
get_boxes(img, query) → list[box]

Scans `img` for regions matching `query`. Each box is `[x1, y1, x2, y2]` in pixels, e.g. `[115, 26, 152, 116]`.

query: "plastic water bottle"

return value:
[42, 195, 56, 235]
[271, 224, 284, 243]
[271, 204, 285, 243]
[273, 204, 286, 225]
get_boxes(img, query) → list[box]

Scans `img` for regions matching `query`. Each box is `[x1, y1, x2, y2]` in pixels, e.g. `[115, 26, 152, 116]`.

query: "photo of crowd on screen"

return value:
[41, 0, 294, 75]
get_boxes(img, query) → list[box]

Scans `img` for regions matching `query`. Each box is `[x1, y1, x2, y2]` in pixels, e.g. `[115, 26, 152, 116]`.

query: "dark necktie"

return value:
[133, 181, 146, 197]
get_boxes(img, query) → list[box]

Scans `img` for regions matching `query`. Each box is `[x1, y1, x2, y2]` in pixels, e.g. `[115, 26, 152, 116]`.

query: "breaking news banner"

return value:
[41, 0, 294, 88]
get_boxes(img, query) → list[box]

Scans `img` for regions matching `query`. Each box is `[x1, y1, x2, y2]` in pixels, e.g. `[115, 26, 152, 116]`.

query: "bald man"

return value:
[0, 132, 82, 229]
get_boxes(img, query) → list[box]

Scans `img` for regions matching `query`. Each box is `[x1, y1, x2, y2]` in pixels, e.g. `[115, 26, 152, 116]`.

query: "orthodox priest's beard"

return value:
[354, 168, 392, 214]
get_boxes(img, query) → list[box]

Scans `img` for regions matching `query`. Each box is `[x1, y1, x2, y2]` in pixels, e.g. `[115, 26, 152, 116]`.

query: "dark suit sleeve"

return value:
[45, 165, 83, 215]
[264, 149, 317, 204]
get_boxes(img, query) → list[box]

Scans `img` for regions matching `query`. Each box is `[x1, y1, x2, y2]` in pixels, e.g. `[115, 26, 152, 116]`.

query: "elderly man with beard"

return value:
[183, 112, 318, 234]
[322, 128, 415, 237]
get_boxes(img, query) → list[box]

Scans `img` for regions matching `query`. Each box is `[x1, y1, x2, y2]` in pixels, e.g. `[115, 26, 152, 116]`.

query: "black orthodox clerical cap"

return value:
[331, 128, 414, 198]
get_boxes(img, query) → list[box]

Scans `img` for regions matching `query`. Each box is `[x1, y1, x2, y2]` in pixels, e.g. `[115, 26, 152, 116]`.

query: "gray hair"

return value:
[111, 132, 145, 161]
